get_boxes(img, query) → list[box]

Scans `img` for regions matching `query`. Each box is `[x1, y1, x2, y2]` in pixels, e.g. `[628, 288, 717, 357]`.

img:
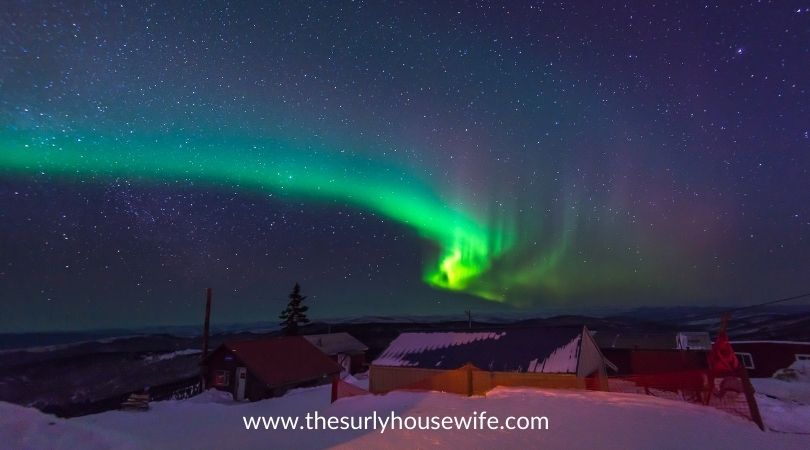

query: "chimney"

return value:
[202, 287, 212, 359]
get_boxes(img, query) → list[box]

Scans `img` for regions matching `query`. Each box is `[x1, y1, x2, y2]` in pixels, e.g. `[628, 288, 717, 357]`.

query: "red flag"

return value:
[708, 328, 740, 374]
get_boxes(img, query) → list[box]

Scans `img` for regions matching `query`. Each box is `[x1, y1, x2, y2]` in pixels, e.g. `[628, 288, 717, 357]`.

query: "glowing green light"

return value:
[0, 129, 513, 300]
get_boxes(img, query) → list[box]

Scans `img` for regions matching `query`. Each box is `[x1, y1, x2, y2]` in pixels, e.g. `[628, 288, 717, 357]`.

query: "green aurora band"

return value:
[0, 129, 519, 301]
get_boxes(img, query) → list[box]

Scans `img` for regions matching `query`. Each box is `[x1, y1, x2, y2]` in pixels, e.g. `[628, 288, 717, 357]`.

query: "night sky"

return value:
[1, 2, 809, 332]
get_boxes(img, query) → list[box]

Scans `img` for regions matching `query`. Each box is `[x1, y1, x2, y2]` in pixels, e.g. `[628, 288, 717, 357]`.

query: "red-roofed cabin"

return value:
[201, 337, 341, 401]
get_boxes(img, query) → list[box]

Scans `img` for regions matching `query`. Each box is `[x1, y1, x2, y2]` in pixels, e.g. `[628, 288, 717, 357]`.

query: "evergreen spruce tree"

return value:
[279, 283, 310, 335]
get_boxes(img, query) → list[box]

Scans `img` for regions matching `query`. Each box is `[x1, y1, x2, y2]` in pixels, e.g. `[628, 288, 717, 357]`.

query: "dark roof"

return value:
[593, 331, 678, 350]
[303, 333, 368, 355]
[207, 337, 341, 387]
[372, 327, 585, 373]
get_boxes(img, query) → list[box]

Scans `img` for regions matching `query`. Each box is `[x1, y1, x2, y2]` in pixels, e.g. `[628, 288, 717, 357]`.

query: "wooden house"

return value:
[370, 326, 611, 394]
[303, 332, 368, 375]
[730, 340, 810, 378]
[593, 330, 711, 375]
[201, 336, 341, 401]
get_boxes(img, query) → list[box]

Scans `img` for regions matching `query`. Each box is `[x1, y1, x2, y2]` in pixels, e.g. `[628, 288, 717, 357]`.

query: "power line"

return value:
[731, 291, 810, 313]
[673, 291, 810, 324]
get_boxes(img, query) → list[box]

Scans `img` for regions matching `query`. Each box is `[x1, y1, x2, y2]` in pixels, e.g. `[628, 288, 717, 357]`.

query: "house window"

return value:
[214, 370, 230, 387]
[735, 352, 755, 370]
[686, 338, 704, 348]
[796, 354, 810, 362]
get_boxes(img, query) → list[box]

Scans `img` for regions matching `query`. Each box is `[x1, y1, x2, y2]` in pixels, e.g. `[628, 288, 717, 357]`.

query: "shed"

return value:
[304, 332, 368, 375]
[201, 337, 341, 401]
[729, 340, 810, 378]
[370, 326, 610, 394]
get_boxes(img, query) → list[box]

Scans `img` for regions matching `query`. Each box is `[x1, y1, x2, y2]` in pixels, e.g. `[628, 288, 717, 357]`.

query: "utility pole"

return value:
[465, 310, 472, 329]
[199, 287, 213, 391]
[202, 288, 212, 358]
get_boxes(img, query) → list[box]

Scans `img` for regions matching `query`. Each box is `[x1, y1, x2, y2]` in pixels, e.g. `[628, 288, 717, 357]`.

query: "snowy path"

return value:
[2, 385, 808, 449]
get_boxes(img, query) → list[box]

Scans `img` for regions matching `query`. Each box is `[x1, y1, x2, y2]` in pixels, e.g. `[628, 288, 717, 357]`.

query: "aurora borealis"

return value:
[1, 2, 809, 331]
[0, 129, 512, 301]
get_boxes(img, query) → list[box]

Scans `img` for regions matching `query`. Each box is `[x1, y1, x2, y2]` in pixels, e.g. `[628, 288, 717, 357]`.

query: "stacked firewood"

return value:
[120, 392, 150, 411]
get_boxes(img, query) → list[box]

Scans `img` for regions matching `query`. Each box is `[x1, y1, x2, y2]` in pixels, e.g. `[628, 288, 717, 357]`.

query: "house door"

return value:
[235, 367, 247, 401]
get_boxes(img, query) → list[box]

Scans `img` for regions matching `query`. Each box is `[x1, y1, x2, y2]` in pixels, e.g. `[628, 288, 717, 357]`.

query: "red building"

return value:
[303, 332, 368, 375]
[601, 348, 709, 375]
[201, 336, 341, 401]
[730, 341, 810, 378]
[594, 330, 711, 375]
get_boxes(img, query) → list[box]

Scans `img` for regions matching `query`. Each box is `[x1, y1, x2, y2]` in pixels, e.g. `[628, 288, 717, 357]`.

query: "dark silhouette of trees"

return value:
[279, 283, 310, 335]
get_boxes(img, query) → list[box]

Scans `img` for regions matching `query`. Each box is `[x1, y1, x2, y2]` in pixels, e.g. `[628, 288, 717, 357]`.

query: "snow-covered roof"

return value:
[729, 340, 810, 346]
[303, 333, 368, 355]
[372, 328, 584, 373]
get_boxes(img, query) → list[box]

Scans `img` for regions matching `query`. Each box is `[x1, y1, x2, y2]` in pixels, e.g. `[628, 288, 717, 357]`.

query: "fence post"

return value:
[331, 375, 339, 403]
[739, 368, 765, 430]
[703, 373, 714, 405]
[466, 364, 473, 396]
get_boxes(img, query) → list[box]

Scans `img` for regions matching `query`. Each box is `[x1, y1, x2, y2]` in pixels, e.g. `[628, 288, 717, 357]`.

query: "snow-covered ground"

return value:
[142, 349, 201, 363]
[754, 378, 810, 405]
[2, 379, 808, 450]
[755, 393, 810, 434]
[0, 401, 137, 450]
[751, 360, 810, 434]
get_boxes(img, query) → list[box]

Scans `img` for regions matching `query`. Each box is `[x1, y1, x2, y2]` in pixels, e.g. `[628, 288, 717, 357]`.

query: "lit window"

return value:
[735, 352, 755, 369]
[214, 370, 230, 386]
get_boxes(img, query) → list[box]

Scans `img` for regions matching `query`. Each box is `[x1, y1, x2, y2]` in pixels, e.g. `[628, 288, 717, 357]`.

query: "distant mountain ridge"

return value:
[3, 304, 810, 350]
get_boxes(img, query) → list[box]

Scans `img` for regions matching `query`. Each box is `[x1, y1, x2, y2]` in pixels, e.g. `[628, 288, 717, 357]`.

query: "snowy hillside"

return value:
[2, 383, 808, 449]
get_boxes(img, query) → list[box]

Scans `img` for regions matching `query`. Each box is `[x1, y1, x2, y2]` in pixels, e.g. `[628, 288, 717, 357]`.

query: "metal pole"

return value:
[202, 288, 212, 358]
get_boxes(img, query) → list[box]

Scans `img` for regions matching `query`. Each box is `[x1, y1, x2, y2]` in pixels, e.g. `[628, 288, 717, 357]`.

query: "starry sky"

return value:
[1, 1, 809, 332]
